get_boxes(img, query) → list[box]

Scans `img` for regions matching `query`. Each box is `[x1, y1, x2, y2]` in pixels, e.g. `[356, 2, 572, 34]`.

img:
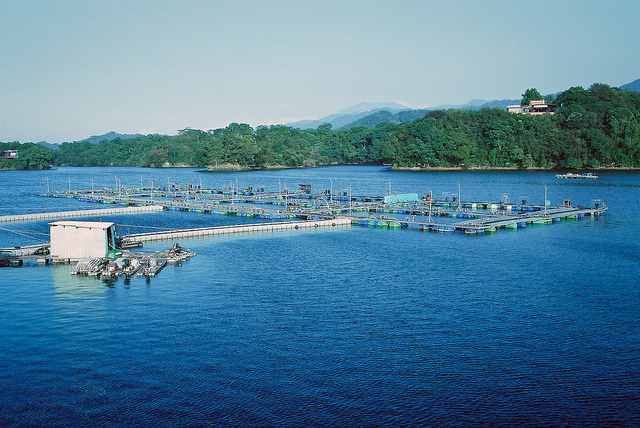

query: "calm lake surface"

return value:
[1, 166, 639, 427]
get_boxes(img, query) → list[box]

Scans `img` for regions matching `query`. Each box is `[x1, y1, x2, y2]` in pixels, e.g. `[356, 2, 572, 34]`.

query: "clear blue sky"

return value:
[1, 0, 638, 143]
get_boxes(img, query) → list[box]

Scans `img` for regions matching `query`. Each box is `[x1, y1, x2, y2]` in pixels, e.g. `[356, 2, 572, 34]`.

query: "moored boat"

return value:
[119, 238, 143, 249]
[140, 257, 166, 277]
[429, 224, 455, 233]
[122, 258, 141, 277]
[555, 172, 599, 179]
[465, 227, 483, 235]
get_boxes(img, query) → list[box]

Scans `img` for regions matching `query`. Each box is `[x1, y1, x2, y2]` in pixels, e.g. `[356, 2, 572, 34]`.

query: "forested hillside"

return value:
[3, 83, 640, 170]
[0, 142, 56, 170]
[391, 84, 640, 168]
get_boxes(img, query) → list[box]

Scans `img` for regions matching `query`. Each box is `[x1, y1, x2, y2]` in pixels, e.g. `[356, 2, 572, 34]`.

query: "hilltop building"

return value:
[1, 150, 18, 159]
[507, 100, 557, 115]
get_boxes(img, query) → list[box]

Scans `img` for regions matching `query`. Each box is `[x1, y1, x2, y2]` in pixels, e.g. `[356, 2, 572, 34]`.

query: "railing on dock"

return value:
[0, 205, 164, 223]
[36, 185, 607, 238]
[123, 218, 353, 243]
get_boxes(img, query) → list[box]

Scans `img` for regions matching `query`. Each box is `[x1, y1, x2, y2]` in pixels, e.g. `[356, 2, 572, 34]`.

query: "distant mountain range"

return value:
[286, 102, 412, 130]
[79, 131, 144, 145]
[621, 78, 640, 92]
[287, 78, 640, 131]
[285, 99, 521, 131]
[35, 131, 145, 149]
[36, 141, 61, 151]
[33, 78, 639, 147]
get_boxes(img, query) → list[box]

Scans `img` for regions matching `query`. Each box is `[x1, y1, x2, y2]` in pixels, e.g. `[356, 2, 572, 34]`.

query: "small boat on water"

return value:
[101, 260, 120, 278]
[428, 224, 455, 233]
[70, 242, 195, 280]
[166, 243, 197, 264]
[101, 257, 131, 278]
[144, 258, 167, 277]
[72, 257, 106, 276]
[136, 257, 166, 277]
[122, 258, 141, 277]
[119, 237, 143, 249]
[88, 259, 107, 277]
[464, 227, 484, 235]
[555, 172, 599, 179]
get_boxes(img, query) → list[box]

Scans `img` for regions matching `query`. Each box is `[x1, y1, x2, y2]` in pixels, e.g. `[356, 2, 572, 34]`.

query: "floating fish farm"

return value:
[39, 181, 606, 235]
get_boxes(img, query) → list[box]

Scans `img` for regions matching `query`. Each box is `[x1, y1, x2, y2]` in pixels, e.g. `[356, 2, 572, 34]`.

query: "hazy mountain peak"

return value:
[78, 131, 144, 144]
[621, 78, 640, 92]
[467, 99, 490, 106]
[337, 102, 410, 115]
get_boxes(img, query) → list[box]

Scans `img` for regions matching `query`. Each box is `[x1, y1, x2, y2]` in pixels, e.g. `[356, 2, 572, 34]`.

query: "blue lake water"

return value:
[1, 166, 639, 426]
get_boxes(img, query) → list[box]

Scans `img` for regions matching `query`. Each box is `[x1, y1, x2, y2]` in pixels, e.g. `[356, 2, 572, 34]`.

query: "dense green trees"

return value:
[521, 88, 543, 106]
[2, 84, 639, 171]
[0, 142, 56, 170]
[392, 84, 640, 168]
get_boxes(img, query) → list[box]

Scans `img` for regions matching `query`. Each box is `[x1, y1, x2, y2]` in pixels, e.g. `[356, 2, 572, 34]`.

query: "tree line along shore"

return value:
[2, 84, 639, 171]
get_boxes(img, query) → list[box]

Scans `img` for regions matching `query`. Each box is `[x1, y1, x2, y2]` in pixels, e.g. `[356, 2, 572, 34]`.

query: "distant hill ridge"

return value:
[341, 99, 525, 130]
[621, 78, 640, 92]
[32, 77, 640, 146]
[79, 131, 144, 145]
[287, 102, 412, 130]
[286, 78, 640, 131]
[293, 98, 523, 131]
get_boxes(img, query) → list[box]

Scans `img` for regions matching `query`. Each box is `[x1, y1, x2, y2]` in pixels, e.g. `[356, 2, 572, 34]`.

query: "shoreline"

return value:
[4, 164, 640, 172]
[205, 163, 302, 172]
[391, 165, 640, 172]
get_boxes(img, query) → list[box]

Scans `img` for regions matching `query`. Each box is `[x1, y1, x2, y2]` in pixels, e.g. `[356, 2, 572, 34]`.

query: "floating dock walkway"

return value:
[36, 182, 607, 239]
[1, 182, 608, 269]
[0, 205, 164, 223]
[351, 205, 603, 233]
[123, 218, 352, 243]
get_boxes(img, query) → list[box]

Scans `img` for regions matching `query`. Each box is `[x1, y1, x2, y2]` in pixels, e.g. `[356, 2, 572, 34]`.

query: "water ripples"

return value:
[2, 167, 640, 426]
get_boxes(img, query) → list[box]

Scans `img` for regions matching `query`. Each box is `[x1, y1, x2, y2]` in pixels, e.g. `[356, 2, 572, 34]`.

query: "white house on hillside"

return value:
[507, 100, 557, 115]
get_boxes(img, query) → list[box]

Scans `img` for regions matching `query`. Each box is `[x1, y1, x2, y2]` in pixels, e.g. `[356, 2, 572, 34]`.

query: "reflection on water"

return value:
[51, 263, 112, 302]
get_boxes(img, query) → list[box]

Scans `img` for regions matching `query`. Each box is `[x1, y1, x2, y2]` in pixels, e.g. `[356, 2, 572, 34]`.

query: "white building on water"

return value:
[49, 221, 116, 260]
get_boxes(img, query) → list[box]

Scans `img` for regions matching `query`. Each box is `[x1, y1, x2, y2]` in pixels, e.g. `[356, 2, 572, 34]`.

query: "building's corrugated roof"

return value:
[49, 221, 114, 229]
